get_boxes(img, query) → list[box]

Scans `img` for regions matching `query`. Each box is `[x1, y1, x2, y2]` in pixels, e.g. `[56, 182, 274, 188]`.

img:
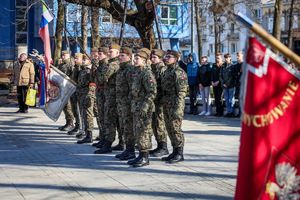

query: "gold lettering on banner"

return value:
[242, 81, 299, 128]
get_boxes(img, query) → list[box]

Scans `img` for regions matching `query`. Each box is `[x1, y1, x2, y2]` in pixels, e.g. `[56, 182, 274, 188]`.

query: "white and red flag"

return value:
[235, 37, 300, 200]
[39, 3, 53, 71]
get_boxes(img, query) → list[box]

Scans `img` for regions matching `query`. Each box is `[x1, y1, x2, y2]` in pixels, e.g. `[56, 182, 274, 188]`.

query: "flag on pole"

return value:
[38, 62, 46, 107]
[39, 3, 53, 71]
[235, 37, 300, 200]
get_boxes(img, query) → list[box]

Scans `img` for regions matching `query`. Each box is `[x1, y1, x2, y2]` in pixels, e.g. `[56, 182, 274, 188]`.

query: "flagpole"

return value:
[234, 12, 300, 67]
[40, 0, 93, 62]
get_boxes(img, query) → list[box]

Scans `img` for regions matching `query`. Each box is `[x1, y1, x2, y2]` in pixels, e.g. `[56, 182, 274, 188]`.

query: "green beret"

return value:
[120, 47, 132, 57]
[109, 44, 121, 51]
[166, 50, 180, 59]
[151, 49, 165, 58]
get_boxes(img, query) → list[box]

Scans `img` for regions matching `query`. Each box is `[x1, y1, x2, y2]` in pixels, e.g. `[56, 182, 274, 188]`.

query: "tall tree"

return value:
[272, 0, 282, 40]
[194, 0, 202, 60]
[54, 0, 65, 65]
[64, 0, 156, 49]
[287, 0, 295, 49]
[91, 7, 100, 48]
[81, 6, 88, 52]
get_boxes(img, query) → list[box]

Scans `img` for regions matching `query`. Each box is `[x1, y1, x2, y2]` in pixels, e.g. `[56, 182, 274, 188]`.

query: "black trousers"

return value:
[189, 85, 199, 113]
[17, 86, 29, 112]
[213, 85, 223, 115]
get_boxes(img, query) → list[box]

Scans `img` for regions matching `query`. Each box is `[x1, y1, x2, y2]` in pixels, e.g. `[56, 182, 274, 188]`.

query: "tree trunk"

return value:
[272, 0, 282, 40]
[135, 21, 156, 49]
[213, 14, 220, 59]
[194, 0, 202, 60]
[287, 0, 295, 49]
[91, 7, 100, 48]
[54, 0, 64, 65]
[81, 6, 88, 52]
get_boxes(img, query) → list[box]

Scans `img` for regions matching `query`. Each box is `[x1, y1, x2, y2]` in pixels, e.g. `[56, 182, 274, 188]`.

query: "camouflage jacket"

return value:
[103, 57, 119, 96]
[116, 61, 132, 104]
[71, 64, 81, 83]
[88, 59, 99, 95]
[57, 59, 73, 77]
[151, 62, 167, 103]
[77, 64, 92, 93]
[161, 63, 188, 106]
[95, 58, 109, 88]
[131, 67, 157, 113]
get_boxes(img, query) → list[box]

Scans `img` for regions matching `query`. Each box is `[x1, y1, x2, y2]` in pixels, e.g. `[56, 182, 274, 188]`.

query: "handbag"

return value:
[25, 88, 37, 106]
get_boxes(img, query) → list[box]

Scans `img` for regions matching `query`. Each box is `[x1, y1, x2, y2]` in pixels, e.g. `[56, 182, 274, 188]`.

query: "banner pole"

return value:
[234, 12, 300, 67]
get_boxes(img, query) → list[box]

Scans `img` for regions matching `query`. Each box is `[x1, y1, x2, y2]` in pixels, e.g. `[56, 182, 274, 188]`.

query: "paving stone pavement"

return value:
[0, 106, 241, 200]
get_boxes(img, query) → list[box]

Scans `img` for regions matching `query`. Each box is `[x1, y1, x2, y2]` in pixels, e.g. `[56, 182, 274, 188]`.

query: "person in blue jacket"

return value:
[187, 53, 200, 115]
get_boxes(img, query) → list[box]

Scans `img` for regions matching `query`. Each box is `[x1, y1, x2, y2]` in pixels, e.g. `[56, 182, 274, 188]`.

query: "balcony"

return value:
[227, 32, 240, 41]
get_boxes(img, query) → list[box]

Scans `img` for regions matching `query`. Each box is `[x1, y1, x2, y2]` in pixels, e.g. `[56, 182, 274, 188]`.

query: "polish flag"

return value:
[235, 37, 300, 200]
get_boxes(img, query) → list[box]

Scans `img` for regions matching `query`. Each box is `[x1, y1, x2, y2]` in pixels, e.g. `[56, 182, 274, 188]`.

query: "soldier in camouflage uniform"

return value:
[161, 50, 188, 163]
[149, 49, 169, 157]
[94, 44, 122, 154]
[127, 49, 157, 167]
[92, 47, 109, 148]
[57, 50, 75, 131]
[77, 53, 98, 144]
[68, 53, 83, 136]
[115, 47, 136, 161]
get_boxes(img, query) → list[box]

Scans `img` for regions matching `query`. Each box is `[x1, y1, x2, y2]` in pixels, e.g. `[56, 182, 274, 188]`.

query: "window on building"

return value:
[16, 0, 27, 7]
[160, 5, 178, 25]
[254, 9, 261, 18]
[281, 16, 285, 31]
[15, 0, 28, 45]
[209, 25, 213, 34]
[100, 9, 119, 23]
[220, 43, 224, 53]
[67, 5, 80, 22]
[231, 43, 236, 54]
[220, 24, 225, 33]
[268, 17, 273, 33]
[209, 44, 214, 54]
[230, 23, 235, 33]
[293, 15, 298, 29]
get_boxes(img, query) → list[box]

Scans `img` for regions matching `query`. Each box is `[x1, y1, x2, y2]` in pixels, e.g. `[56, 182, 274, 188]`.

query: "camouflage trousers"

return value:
[63, 99, 74, 122]
[103, 91, 120, 143]
[163, 99, 185, 148]
[96, 90, 105, 139]
[117, 102, 134, 149]
[83, 94, 100, 132]
[70, 93, 80, 127]
[132, 110, 153, 152]
[77, 90, 88, 130]
[152, 103, 167, 144]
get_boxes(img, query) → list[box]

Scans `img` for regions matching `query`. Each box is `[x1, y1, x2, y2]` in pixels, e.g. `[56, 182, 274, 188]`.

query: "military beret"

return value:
[151, 49, 165, 58]
[61, 50, 70, 55]
[120, 47, 132, 57]
[140, 48, 151, 58]
[91, 47, 98, 52]
[135, 50, 149, 60]
[74, 53, 83, 59]
[83, 54, 89, 59]
[166, 50, 181, 59]
[109, 43, 121, 51]
[98, 47, 109, 55]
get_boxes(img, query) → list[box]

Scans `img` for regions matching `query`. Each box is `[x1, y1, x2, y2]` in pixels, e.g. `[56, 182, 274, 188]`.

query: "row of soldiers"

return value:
[57, 45, 188, 167]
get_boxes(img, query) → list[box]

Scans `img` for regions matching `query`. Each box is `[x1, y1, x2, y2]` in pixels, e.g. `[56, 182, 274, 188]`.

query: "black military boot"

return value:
[161, 147, 176, 161]
[59, 120, 74, 131]
[167, 147, 184, 163]
[94, 141, 112, 154]
[150, 142, 169, 157]
[92, 136, 105, 147]
[116, 148, 136, 160]
[75, 130, 85, 138]
[129, 151, 149, 167]
[67, 125, 80, 135]
[112, 139, 125, 151]
[77, 131, 93, 144]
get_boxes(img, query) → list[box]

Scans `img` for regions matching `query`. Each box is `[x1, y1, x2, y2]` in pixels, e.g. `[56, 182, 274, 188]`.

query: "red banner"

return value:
[235, 37, 300, 200]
